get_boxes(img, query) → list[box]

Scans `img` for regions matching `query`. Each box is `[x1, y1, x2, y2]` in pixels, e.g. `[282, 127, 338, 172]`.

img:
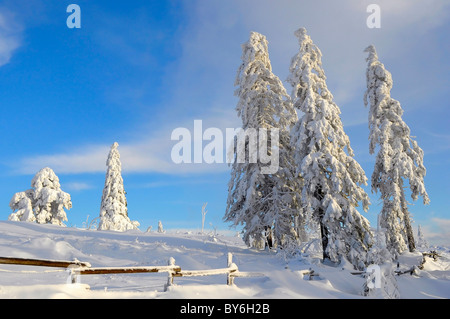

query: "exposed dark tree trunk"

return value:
[318, 207, 330, 261]
[400, 183, 415, 252]
[314, 185, 330, 261]
[264, 226, 273, 249]
[403, 211, 415, 253]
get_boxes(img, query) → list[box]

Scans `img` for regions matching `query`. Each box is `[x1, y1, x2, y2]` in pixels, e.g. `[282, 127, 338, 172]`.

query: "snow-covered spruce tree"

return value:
[287, 28, 372, 270]
[158, 220, 164, 233]
[224, 31, 301, 249]
[8, 190, 35, 222]
[416, 225, 428, 251]
[31, 167, 72, 226]
[8, 168, 71, 225]
[364, 45, 429, 256]
[98, 142, 139, 231]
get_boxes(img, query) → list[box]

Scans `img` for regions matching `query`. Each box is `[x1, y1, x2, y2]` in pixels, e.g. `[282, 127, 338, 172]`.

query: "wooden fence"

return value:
[166, 253, 264, 289]
[0, 253, 265, 290]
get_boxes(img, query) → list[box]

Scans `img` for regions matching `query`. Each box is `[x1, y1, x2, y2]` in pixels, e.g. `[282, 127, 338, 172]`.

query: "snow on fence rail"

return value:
[0, 256, 91, 268]
[166, 252, 265, 289]
[0, 253, 265, 290]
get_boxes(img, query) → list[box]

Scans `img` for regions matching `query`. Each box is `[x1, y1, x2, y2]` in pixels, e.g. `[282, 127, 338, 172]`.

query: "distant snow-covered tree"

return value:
[158, 220, 164, 233]
[31, 167, 72, 226]
[224, 31, 301, 249]
[8, 168, 71, 226]
[416, 225, 428, 251]
[98, 142, 139, 231]
[8, 190, 35, 222]
[364, 45, 430, 256]
[201, 202, 207, 234]
[288, 28, 372, 270]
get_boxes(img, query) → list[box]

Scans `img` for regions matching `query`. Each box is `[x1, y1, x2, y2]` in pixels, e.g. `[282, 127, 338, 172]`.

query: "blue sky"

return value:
[0, 0, 449, 244]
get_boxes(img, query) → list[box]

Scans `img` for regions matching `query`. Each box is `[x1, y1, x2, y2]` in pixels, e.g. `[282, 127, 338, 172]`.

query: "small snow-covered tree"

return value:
[364, 45, 430, 256]
[367, 216, 392, 265]
[157, 220, 164, 233]
[224, 31, 301, 249]
[201, 202, 207, 234]
[364, 217, 400, 299]
[8, 168, 71, 226]
[288, 28, 372, 270]
[31, 167, 72, 226]
[416, 225, 428, 251]
[98, 142, 139, 231]
[362, 263, 400, 299]
[8, 190, 35, 222]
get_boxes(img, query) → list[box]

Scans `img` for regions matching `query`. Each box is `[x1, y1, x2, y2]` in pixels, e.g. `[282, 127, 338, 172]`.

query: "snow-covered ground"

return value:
[0, 221, 448, 299]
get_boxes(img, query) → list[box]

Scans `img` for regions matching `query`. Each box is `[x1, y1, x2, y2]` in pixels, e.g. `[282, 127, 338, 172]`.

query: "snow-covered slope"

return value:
[0, 221, 448, 299]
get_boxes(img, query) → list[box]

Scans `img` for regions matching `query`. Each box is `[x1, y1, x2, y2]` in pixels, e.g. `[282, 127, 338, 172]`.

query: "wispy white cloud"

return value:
[62, 182, 94, 191]
[15, 145, 110, 175]
[0, 8, 22, 67]
[422, 131, 450, 155]
[420, 217, 450, 246]
[137, 178, 223, 189]
[12, 110, 238, 175]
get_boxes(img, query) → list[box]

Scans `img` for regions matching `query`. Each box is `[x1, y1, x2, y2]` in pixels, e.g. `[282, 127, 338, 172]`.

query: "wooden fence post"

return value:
[165, 257, 176, 291]
[67, 265, 80, 284]
[227, 253, 234, 286]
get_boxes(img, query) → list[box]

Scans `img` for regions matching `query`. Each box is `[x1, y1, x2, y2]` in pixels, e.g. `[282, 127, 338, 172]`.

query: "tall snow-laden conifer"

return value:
[98, 142, 139, 231]
[364, 45, 429, 256]
[224, 31, 301, 249]
[288, 28, 372, 269]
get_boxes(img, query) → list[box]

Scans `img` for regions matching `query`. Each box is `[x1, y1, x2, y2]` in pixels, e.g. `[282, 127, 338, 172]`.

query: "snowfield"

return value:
[0, 221, 448, 299]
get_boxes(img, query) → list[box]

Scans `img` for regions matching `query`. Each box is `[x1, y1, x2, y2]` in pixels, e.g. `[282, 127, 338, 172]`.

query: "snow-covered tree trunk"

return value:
[288, 28, 372, 270]
[364, 45, 430, 257]
[98, 142, 139, 231]
[400, 185, 415, 252]
[224, 31, 301, 250]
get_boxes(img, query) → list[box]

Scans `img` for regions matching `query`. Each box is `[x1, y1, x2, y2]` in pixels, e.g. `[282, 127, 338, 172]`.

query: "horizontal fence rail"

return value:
[78, 265, 181, 275]
[0, 256, 91, 268]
